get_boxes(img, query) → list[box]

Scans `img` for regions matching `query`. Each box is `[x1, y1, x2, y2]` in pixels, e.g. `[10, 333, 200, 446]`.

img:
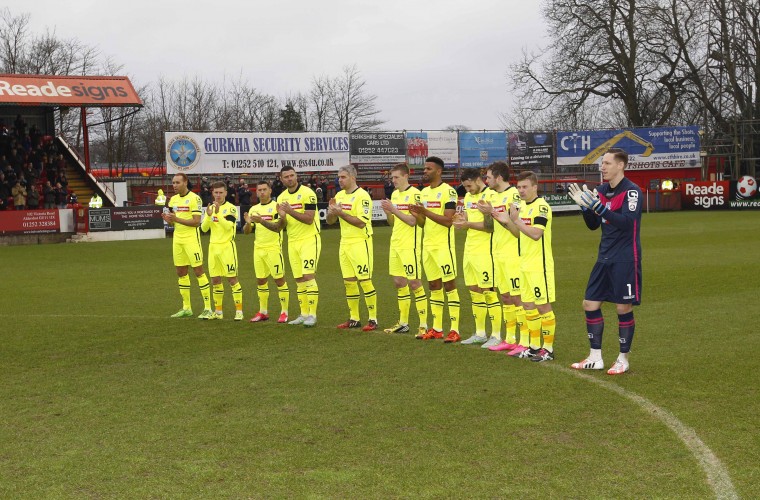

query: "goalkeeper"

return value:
[567, 148, 643, 375]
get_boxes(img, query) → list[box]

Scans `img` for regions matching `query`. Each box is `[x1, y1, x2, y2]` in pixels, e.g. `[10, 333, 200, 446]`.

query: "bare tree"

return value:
[510, 0, 691, 128]
[331, 64, 385, 131]
[0, 8, 30, 73]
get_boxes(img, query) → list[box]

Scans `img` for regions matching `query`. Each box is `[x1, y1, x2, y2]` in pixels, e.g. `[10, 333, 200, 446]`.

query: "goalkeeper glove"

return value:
[568, 183, 588, 210]
[580, 186, 607, 216]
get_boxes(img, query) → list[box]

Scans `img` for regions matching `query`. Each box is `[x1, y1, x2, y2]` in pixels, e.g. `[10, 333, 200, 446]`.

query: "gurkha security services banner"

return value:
[459, 132, 508, 168]
[165, 132, 350, 174]
[556, 126, 701, 169]
[406, 131, 459, 168]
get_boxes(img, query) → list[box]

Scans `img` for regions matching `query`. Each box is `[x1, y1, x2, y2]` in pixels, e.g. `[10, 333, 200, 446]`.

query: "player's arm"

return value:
[259, 215, 284, 232]
[243, 211, 254, 234]
[381, 199, 416, 227]
[569, 183, 601, 230]
[585, 188, 641, 230]
[409, 203, 427, 227]
[282, 200, 316, 225]
[414, 202, 456, 227]
[200, 211, 211, 232]
[176, 212, 202, 228]
[493, 209, 520, 237]
[510, 204, 547, 241]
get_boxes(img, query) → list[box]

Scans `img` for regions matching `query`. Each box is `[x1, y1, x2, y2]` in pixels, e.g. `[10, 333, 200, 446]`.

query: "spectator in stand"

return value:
[315, 183, 323, 203]
[0, 172, 9, 210]
[319, 176, 328, 200]
[0, 155, 9, 172]
[54, 183, 68, 208]
[225, 177, 237, 205]
[43, 181, 56, 209]
[27, 184, 40, 209]
[200, 176, 212, 206]
[17, 172, 27, 189]
[55, 171, 68, 191]
[384, 174, 394, 199]
[67, 191, 78, 206]
[12, 179, 26, 209]
[14, 114, 26, 138]
[237, 179, 252, 213]
[271, 173, 284, 199]
[55, 153, 66, 173]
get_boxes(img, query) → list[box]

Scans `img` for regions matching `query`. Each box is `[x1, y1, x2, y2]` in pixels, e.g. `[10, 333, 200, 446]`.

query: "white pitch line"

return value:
[547, 364, 738, 500]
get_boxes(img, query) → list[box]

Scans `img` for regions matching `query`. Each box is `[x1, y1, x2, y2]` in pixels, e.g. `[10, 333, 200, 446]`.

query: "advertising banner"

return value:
[556, 126, 701, 169]
[0, 209, 60, 235]
[0, 74, 142, 107]
[406, 131, 459, 168]
[350, 132, 406, 164]
[165, 132, 350, 174]
[459, 132, 508, 168]
[542, 194, 582, 212]
[88, 206, 164, 232]
[681, 181, 729, 209]
[728, 176, 760, 208]
[508, 131, 553, 169]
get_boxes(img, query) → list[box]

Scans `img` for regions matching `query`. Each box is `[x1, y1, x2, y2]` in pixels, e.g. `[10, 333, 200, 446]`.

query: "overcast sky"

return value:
[20, 0, 546, 130]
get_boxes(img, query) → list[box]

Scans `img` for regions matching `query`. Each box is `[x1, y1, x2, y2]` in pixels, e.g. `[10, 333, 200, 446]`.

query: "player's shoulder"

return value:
[537, 196, 552, 213]
[621, 177, 643, 194]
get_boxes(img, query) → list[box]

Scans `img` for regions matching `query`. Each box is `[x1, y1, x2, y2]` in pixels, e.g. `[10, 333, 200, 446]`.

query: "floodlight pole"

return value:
[81, 107, 90, 173]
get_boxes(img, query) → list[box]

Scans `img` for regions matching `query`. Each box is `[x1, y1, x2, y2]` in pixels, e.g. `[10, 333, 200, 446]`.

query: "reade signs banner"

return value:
[681, 181, 729, 209]
[165, 132, 351, 174]
[0, 74, 143, 107]
[556, 126, 701, 169]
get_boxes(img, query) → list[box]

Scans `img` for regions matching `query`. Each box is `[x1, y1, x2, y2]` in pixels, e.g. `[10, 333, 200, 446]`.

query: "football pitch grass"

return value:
[1, 210, 758, 498]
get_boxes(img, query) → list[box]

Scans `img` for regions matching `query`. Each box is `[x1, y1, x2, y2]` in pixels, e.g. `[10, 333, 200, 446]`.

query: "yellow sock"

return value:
[277, 284, 289, 314]
[212, 283, 224, 313]
[446, 289, 460, 333]
[430, 289, 444, 331]
[305, 279, 319, 317]
[413, 286, 428, 328]
[231, 282, 243, 311]
[470, 291, 487, 335]
[484, 291, 502, 339]
[257, 284, 269, 314]
[296, 281, 307, 317]
[345, 280, 361, 320]
[197, 273, 211, 310]
[359, 280, 377, 321]
[503, 304, 517, 344]
[515, 306, 528, 347]
[541, 311, 556, 352]
[178, 275, 191, 310]
[526, 308, 541, 349]
[397, 285, 411, 325]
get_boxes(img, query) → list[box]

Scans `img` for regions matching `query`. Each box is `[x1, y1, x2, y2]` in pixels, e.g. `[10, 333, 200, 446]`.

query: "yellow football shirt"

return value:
[168, 191, 203, 243]
[277, 185, 320, 241]
[334, 187, 373, 240]
[490, 186, 521, 256]
[390, 185, 422, 250]
[518, 196, 554, 272]
[419, 182, 457, 249]
[201, 201, 237, 244]
[464, 187, 492, 253]
[248, 200, 282, 249]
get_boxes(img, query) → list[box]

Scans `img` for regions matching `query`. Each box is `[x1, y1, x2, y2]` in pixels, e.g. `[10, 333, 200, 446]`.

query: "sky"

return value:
[17, 0, 547, 130]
